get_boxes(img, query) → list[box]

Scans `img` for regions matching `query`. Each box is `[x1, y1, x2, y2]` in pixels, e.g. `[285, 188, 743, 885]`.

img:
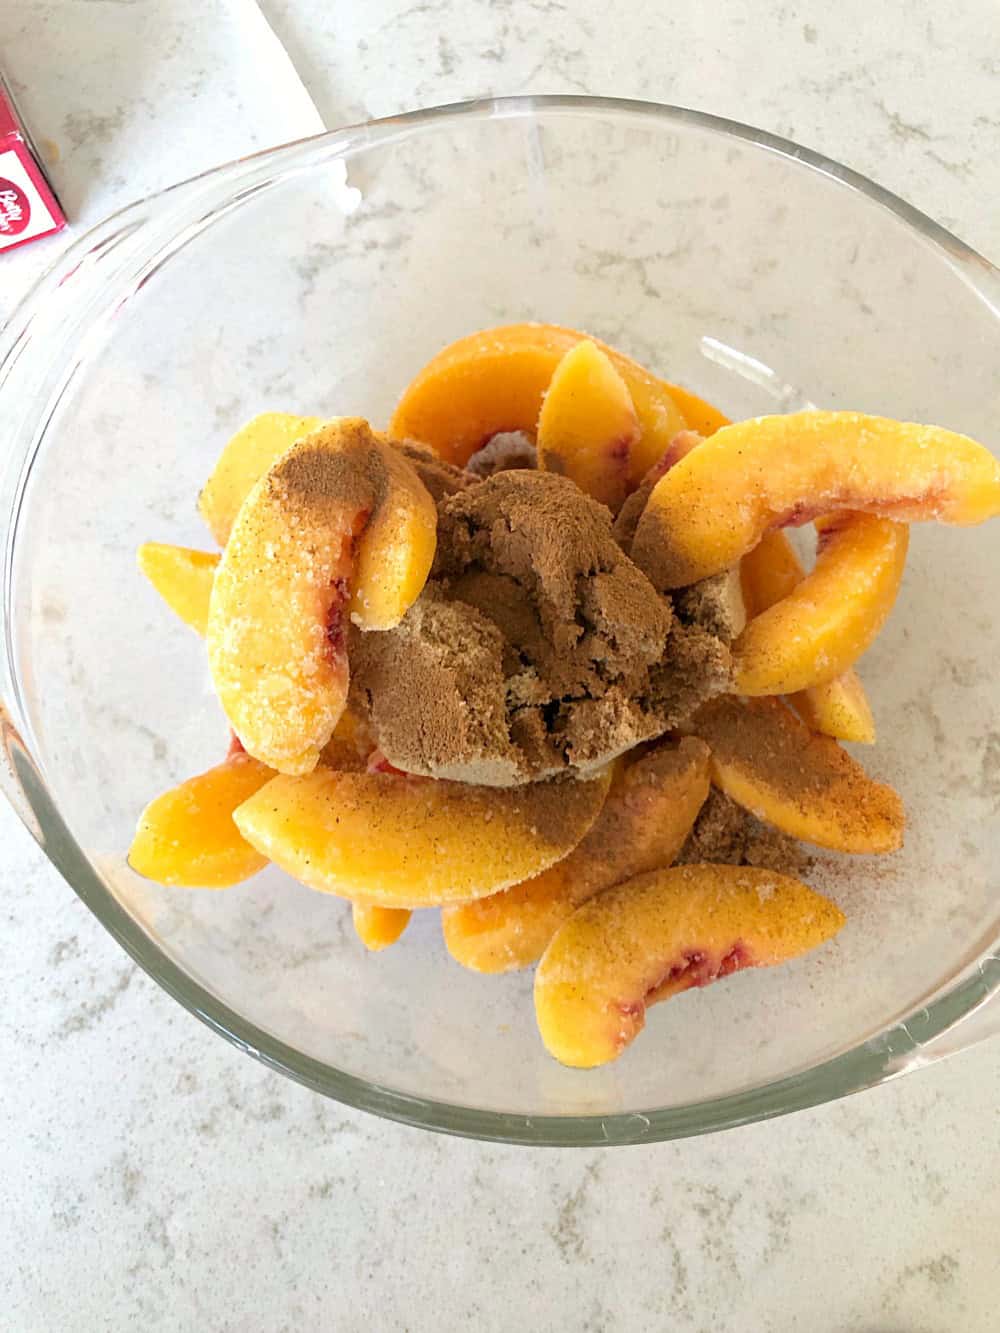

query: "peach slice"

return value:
[733, 512, 908, 695]
[352, 903, 412, 951]
[319, 707, 376, 773]
[614, 429, 705, 551]
[129, 754, 273, 888]
[233, 767, 612, 908]
[534, 863, 845, 1068]
[791, 671, 876, 746]
[741, 529, 876, 741]
[632, 410, 1000, 589]
[536, 340, 639, 509]
[137, 543, 219, 635]
[207, 420, 436, 774]
[199, 412, 323, 545]
[661, 384, 729, 438]
[692, 695, 904, 853]
[389, 322, 687, 483]
[442, 738, 711, 973]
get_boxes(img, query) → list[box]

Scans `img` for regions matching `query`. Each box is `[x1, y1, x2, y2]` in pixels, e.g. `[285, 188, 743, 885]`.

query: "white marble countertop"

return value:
[3, 3, 1000, 1328]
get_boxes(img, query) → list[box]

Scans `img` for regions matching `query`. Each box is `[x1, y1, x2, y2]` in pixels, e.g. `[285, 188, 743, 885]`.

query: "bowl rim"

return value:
[3, 92, 1000, 1146]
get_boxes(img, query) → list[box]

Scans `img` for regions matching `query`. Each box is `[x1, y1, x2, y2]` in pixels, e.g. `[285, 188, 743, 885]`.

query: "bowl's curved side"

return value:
[2, 95, 1000, 1145]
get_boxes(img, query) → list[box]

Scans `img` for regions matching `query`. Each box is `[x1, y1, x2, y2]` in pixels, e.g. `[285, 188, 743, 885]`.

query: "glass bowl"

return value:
[3, 96, 1000, 1145]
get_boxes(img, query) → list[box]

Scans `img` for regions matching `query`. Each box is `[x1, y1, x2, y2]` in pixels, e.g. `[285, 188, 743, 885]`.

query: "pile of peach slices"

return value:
[130, 322, 1000, 1069]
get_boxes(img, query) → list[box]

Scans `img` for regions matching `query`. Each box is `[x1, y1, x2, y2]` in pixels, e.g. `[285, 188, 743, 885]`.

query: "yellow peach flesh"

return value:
[534, 863, 845, 1067]
[137, 543, 219, 636]
[207, 420, 435, 774]
[442, 738, 710, 973]
[632, 411, 1000, 589]
[199, 412, 324, 545]
[389, 322, 687, 483]
[233, 767, 612, 908]
[741, 530, 874, 742]
[693, 696, 904, 854]
[129, 755, 273, 888]
[536, 340, 639, 509]
[733, 514, 908, 696]
[352, 903, 412, 951]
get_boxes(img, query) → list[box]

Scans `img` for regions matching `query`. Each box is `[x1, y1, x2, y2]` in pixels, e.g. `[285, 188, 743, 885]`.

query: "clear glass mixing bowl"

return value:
[2, 97, 999, 1144]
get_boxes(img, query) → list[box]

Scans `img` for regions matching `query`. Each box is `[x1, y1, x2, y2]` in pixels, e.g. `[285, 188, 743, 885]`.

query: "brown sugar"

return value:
[351, 470, 732, 785]
[396, 442, 471, 503]
[676, 788, 811, 875]
[271, 419, 387, 511]
[673, 569, 747, 643]
[691, 695, 905, 853]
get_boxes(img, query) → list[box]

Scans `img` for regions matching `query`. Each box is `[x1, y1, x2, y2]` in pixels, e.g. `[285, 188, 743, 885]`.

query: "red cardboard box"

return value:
[0, 69, 66, 253]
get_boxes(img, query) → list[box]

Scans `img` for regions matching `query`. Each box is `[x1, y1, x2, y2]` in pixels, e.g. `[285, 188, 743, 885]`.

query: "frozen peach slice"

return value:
[536, 340, 639, 509]
[735, 516, 905, 701]
[742, 530, 875, 742]
[199, 412, 324, 545]
[791, 671, 876, 746]
[692, 695, 904, 853]
[137, 542, 219, 635]
[129, 754, 273, 888]
[442, 738, 710, 973]
[632, 410, 1000, 588]
[234, 767, 612, 908]
[352, 903, 412, 951]
[660, 384, 729, 438]
[534, 863, 845, 1068]
[207, 420, 435, 774]
[389, 322, 686, 483]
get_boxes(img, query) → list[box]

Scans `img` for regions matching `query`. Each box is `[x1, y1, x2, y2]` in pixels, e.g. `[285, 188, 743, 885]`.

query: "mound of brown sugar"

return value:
[351, 470, 731, 785]
[677, 788, 811, 875]
[396, 442, 471, 503]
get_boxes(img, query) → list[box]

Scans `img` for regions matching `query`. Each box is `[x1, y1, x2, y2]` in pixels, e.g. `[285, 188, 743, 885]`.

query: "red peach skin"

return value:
[534, 863, 845, 1067]
[631, 411, 1000, 589]
[207, 420, 436, 774]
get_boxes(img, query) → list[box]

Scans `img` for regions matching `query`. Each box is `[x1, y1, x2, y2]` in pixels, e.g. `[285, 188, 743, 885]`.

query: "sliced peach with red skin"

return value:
[534, 863, 845, 1068]
[389, 322, 687, 484]
[692, 695, 904, 854]
[536, 340, 639, 509]
[442, 738, 710, 973]
[233, 767, 612, 908]
[129, 754, 273, 888]
[632, 410, 1000, 589]
[207, 420, 436, 774]
[741, 529, 876, 742]
[199, 412, 324, 545]
[352, 903, 412, 951]
[137, 543, 219, 635]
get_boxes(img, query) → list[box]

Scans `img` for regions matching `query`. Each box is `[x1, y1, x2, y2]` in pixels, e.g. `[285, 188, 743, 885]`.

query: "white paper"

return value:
[0, 0, 324, 319]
